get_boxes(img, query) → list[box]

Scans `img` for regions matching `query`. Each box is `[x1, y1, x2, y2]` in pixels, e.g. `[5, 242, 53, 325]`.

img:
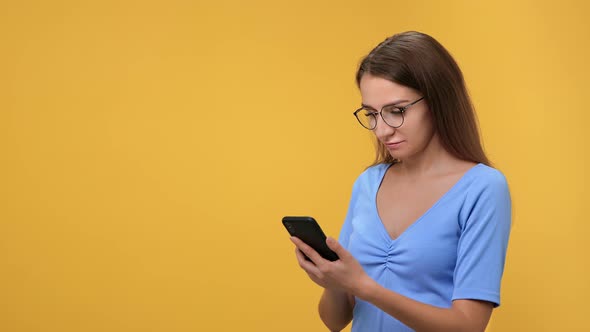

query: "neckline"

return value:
[374, 163, 482, 242]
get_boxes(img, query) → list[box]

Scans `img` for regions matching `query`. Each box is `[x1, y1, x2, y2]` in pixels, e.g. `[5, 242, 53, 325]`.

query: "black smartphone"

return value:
[282, 216, 339, 261]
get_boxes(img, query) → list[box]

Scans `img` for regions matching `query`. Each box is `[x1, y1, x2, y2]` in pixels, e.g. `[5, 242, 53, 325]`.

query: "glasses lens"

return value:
[381, 106, 404, 128]
[356, 109, 376, 129]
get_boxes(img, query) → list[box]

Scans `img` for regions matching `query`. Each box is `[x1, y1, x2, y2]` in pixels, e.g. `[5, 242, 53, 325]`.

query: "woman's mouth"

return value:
[385, 141, 404, 150]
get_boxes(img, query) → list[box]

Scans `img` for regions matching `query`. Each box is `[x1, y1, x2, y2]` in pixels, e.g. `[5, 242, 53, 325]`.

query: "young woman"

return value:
[290, 31, 512, 332]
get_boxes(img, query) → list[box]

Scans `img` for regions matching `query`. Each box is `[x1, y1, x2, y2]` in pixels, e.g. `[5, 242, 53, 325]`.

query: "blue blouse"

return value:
[338, 163, 512, 331]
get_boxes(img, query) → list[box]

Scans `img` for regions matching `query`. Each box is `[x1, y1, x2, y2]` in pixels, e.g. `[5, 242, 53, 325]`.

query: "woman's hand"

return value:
[291, 236, 374, 296]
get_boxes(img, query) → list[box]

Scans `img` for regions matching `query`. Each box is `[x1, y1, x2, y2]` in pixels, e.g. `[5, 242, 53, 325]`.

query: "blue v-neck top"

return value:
[338, 163, 512, 332]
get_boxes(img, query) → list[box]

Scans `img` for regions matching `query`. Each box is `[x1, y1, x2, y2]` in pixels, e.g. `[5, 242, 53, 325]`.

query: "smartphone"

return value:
[282, 216, 339, 261]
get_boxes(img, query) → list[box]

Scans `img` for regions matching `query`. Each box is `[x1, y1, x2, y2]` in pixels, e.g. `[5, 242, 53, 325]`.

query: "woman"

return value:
[290, 31, 512, 331]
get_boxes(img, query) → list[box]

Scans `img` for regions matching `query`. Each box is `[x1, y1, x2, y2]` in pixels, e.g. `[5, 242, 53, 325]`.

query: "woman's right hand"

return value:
[293, 246, 338, 290]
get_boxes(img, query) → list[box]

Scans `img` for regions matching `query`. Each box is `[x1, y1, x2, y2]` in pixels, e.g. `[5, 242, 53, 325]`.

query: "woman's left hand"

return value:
[290, 236, 374, 296]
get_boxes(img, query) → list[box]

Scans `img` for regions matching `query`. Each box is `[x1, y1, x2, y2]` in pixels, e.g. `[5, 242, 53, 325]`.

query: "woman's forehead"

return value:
[359, 75, 416, 108]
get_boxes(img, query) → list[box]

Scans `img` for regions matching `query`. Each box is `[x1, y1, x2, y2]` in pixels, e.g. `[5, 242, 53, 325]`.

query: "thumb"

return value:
[326, 237, 349, 258]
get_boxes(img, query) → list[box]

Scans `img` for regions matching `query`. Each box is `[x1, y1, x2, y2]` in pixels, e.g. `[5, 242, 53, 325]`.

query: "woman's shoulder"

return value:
[458, 163, 512, 228]
[357, 163, 391, 182]
[461, 163, 511, 205]
[468, 163, 509, 188]
[348, 163, 391, 193]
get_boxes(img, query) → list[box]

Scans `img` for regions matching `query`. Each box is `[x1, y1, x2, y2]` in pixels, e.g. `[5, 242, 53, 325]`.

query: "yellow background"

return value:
[1, 0, 588, 331]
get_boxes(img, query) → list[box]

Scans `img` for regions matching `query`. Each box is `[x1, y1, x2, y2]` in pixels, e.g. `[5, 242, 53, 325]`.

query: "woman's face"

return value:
[358, 74, 436, 161]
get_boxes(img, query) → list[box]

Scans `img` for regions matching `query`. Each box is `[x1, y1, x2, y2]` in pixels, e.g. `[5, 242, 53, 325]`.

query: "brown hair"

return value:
[356, 31, 491, 167]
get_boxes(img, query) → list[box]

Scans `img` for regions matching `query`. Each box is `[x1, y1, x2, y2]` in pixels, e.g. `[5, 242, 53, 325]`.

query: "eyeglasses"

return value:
[353, 97, 425, 130]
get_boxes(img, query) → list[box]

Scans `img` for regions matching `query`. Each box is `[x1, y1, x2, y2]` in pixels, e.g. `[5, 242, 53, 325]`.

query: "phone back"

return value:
[282, 216, 339, 261]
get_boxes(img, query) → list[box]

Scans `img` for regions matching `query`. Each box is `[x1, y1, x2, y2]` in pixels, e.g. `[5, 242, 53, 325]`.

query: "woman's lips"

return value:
[385, 141, 404, 149]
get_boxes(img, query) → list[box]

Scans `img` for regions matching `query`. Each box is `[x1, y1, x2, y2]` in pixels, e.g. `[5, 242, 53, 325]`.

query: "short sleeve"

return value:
[452, 171, 512, 307]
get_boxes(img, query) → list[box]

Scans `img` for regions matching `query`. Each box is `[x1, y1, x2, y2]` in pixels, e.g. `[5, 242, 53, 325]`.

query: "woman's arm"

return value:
[318, 288, 354, 332]
[357, 277, 493, 332]
[294, 248, 354, 331]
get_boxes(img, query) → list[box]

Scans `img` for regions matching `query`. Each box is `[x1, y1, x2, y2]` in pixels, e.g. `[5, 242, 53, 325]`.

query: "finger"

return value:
[290, 236, 325, 265]
[294, 248, 322, 276]
[325, 237, 350, 259]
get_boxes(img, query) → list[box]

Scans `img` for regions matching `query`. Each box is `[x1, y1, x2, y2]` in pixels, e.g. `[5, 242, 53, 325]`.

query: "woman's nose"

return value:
[373, 116, 395, 139]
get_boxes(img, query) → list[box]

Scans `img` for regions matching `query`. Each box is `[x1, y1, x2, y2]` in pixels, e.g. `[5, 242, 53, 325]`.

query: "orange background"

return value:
[1, 0, 588, 331]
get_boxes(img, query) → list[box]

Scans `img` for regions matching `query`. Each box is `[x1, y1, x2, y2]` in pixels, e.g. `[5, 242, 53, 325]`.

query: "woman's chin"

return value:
[388, 152, 403, 160]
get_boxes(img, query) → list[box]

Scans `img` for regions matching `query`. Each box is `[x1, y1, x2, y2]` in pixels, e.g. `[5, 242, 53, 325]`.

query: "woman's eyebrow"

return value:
[361, 99, 410, 109]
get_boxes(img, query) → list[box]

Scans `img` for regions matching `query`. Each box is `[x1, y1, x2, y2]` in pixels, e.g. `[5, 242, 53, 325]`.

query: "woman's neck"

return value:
[394, 133, 460, 178]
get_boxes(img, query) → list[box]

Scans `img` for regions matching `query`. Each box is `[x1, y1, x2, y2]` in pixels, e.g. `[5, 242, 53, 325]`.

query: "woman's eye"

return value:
[385, 107, 403, 114]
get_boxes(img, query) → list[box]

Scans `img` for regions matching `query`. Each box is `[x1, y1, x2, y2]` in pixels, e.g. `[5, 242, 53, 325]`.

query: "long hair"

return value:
[356, 31, 491, 167]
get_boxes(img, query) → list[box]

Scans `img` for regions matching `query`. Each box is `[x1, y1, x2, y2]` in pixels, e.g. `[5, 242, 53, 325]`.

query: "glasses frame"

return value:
[353, 96, 425, 130]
